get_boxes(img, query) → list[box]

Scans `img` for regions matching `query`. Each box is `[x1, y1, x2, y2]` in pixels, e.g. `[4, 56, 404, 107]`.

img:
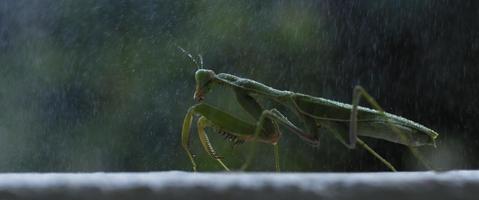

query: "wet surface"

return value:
[0, 170, 477, 200]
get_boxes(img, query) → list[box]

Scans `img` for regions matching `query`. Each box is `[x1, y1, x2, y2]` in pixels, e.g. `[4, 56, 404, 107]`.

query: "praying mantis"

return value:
[180, 51, 439, 172]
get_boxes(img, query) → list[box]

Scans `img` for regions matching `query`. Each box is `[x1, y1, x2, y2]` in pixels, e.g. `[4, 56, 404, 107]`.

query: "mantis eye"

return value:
[195, 69, 215, 86]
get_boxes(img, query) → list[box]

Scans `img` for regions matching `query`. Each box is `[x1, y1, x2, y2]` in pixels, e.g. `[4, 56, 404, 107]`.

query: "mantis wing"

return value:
[291, 94, 438, 147]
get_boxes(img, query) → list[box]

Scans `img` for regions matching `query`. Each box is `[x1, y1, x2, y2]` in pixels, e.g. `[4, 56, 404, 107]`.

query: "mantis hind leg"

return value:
[349, 86, 385, 148]
[350, 86, 431, 169]
[357, 138, 397, 171]
[322, 123, 397, 171]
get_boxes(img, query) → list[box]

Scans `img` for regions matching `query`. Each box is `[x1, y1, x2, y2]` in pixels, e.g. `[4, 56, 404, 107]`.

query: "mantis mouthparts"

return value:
[194, 90, 204, 101]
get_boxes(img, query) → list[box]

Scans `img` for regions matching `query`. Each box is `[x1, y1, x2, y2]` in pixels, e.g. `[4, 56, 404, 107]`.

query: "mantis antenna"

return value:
[176, 46, 202, 69]
[198, 54, 204, 69]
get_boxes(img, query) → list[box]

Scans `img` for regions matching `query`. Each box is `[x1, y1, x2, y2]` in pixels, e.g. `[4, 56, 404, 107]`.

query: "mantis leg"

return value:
[240, 109, 320, 171]
[181, 105, 230, 171]
[181, 107, 197, 171]
[273, 143, 280, 172]
[350, 86, 431, 169]
[349, 86, 386, 148]
[197, 116, 230, 171]
[322, 123, 397, 171]
[357, 138, 397, 171]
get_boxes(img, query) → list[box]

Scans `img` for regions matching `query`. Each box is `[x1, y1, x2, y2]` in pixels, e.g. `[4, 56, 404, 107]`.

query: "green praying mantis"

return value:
[180, 50, 439, 172]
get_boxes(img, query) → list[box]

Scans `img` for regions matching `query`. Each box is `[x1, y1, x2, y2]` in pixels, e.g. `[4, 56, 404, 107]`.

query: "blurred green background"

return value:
[0, 0, 478, 172]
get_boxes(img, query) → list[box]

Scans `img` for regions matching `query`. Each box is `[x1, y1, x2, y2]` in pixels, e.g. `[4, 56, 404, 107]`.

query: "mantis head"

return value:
[194, 69, 216, 102]
[175, 46, 215, 101]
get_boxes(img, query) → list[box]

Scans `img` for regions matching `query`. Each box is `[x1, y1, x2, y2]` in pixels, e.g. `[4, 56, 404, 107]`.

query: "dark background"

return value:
[0, 0, 477, 172]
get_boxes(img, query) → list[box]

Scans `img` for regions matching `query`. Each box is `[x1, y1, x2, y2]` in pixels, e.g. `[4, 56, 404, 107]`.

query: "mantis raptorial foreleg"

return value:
[197, 116, 230, 171]
[182, 105, 236, 171]
[181, 107, 197, 171]
[182, 103, 298, 171]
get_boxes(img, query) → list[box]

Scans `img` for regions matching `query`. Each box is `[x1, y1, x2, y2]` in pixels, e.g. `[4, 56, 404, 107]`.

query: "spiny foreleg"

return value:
[197, 116, 230, 171]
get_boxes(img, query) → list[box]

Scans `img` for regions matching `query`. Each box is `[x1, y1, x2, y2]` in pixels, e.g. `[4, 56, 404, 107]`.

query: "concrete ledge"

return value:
[0, 171, 477, 200]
